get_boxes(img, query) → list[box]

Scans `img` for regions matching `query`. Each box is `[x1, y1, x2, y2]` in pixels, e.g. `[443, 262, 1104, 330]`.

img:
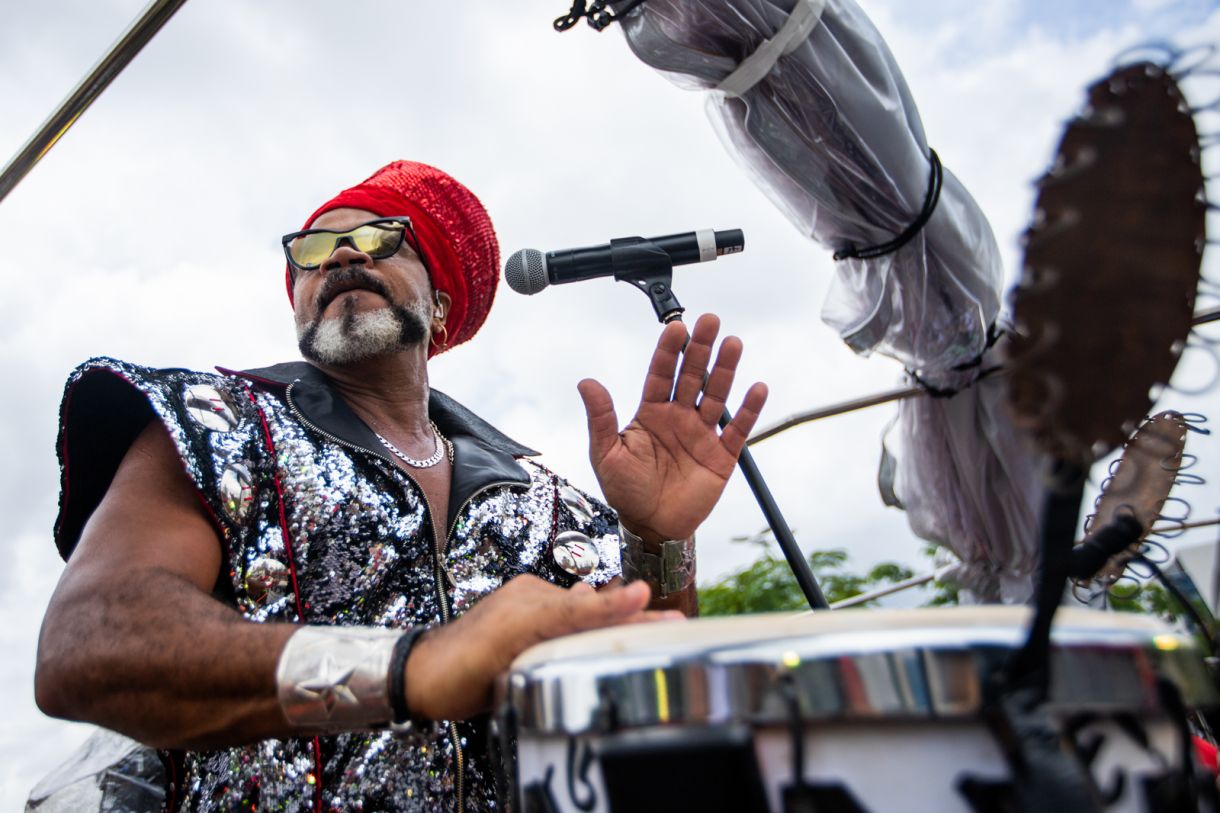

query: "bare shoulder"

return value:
[67, 420, 224, 593]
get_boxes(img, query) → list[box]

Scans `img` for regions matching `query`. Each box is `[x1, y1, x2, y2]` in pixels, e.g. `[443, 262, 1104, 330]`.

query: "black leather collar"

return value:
[219, 361, 536, 530]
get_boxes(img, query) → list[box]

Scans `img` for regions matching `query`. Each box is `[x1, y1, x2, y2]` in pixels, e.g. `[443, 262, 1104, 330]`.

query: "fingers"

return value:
[718, 381, 769, 458]
[414, 577, 680, 720]
[672, 314, 720, 406]
[697, 334, 743, 426]
[572, 578, 652, 623]
[564, 580, 683, 631]
[577, 379, 619, 466]
[640, 320, 688, 404]
[520, 578, 665, 640]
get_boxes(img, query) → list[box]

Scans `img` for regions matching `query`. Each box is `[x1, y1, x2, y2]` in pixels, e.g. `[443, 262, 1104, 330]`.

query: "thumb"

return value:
[577, 378, 619, 466]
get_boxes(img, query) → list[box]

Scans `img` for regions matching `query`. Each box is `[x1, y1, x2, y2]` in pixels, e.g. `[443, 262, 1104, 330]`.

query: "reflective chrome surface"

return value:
[244, 557, 289, 605]
[560, 486, 594, 524]
[502, 607, 1219, 734]
[183, 383, 239, 432]
[552, 530, 600, 577]
[219, 461, 256, 523]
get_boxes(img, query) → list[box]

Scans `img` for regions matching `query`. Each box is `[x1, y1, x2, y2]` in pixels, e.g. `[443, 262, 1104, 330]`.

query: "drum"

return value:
[495, 606, 1219, 812]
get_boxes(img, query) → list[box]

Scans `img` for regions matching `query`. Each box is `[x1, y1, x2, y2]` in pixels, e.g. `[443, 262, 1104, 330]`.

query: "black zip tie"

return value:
[834, 148, 943, 261]
[905, 322, 1003, 399]
[554, 0, 646, 32]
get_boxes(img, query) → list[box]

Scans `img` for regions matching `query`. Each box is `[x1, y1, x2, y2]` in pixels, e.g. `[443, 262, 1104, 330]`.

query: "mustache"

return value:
[314, 266, 393, 313]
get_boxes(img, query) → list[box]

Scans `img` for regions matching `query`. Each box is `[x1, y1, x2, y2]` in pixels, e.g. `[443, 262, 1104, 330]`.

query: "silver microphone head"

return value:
[504, 249, 549, 295]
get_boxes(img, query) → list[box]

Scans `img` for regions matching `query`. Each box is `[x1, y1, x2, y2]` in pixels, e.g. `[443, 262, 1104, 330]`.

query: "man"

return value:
[34, 161, 766, 811]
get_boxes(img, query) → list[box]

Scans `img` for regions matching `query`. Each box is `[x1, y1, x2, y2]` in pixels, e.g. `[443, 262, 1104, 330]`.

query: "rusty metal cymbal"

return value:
[1084, 410, 1188, 585]
[1007, 62, 1205, 464]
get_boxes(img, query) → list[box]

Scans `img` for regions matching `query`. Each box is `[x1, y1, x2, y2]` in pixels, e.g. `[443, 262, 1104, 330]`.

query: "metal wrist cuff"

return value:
[276, 626, 401, 733]
[618, 522, 695, 599]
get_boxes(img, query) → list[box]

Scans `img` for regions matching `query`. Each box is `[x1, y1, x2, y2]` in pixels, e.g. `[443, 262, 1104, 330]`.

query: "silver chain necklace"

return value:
[375, 420, 452, 468]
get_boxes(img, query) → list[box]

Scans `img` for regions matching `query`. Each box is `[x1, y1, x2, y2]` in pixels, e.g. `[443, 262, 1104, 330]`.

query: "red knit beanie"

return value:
[288, 161, 499, 356]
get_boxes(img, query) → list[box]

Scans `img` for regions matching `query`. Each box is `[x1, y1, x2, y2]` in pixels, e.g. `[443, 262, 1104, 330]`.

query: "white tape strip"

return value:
[695, 229, 717, 262]
[715, 0, 828, 98]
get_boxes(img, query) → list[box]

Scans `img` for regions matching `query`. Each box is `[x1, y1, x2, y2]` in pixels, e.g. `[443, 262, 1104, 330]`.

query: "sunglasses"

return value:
[282, 216, 422, 277]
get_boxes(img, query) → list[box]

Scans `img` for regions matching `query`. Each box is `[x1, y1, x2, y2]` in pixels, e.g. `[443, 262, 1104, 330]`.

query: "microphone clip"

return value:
[610, 237, 685, 323]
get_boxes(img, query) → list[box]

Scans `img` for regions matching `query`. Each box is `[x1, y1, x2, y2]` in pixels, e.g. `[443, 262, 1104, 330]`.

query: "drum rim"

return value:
[501, 607, 1217, 735]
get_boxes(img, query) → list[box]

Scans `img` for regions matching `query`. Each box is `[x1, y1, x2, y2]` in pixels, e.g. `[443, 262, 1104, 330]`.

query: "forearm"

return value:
[36, 565, 298, 750]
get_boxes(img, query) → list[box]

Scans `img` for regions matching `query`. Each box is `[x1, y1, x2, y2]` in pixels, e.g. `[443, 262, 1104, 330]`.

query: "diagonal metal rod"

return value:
[0, 0, 189, 206]
[748, 384, 922, 445]
[830, 571, 936, 609]
[659, 309, 828, 610]
[749, 303, 1220, 446]
[1194, 305, 1220, 326]
[824, 518, 1220, 611]
[1154, 517, 1220, 533]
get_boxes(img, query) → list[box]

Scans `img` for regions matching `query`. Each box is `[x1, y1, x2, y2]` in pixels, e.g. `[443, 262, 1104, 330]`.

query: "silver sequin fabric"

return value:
[55, 358, 622, 813]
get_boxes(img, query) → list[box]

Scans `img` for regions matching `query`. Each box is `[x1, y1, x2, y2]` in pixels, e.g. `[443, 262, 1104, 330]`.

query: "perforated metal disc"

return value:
[1007, 62, 1205, 463]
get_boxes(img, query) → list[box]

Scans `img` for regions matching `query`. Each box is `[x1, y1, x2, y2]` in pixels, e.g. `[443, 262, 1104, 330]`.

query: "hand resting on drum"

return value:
[407, 576, 681, 721]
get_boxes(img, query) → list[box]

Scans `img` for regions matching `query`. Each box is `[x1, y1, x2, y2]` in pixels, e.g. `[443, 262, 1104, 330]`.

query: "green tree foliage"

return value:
[698, 533, 1200, 632]
[1108, 581, 1179, 622]
[697, 532, 916, 615]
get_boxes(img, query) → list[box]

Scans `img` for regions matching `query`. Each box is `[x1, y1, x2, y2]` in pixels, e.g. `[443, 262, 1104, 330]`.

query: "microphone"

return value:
[504, 229, 744, 295]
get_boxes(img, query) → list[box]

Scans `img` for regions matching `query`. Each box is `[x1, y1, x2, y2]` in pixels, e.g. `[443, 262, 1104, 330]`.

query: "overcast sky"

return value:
[4, 0, 1220, 804]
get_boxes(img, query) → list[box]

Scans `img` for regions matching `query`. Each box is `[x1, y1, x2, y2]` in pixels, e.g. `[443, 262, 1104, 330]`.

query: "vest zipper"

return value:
[285, 382, 468, 813]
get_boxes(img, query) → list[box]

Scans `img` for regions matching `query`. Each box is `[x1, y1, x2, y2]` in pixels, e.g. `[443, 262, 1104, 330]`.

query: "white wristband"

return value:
[276, 626, 401, 733]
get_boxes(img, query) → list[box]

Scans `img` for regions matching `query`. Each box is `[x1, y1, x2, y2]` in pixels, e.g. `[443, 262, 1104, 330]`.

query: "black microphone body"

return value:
[505, 229, 744, 295]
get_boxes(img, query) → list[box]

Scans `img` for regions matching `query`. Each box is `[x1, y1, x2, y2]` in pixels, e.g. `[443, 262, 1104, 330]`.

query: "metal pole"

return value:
[748, 303, 1220, 446]
[1153, 517, 1220, 533]
[1194, 305, 1220, 327]
[0, 0, 189, 205]
[723, 411, 830, 609]
[829, 571, 936, 609]
[827, 517, 1220, 611]
[747, 384, 922, 445]
[650, 298, 829, 609]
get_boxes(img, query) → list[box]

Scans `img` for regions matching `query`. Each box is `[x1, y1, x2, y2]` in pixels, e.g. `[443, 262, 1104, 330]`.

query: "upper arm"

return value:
[57, 419, 223, 600]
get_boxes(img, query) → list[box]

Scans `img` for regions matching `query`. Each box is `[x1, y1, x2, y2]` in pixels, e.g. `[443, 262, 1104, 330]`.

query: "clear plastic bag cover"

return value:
[879, 348, 1041, 603]
[616, 0, 1040, 596]
[618, 0, 1003, 380]
[26, 729, 166, 813]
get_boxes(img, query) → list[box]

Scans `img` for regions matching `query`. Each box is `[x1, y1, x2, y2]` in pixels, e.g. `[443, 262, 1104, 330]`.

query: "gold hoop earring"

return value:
[431, 321, 449, 351]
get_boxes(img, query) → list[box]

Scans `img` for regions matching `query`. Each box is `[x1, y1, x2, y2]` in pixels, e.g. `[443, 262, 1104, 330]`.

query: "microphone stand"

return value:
[613, 241, 829, 611]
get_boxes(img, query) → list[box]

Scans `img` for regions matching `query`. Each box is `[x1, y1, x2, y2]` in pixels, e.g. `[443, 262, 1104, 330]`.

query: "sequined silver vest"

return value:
[55, 357, 622, 813]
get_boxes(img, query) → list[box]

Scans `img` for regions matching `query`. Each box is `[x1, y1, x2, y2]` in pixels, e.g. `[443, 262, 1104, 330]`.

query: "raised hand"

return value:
[577, 313, 768, 544]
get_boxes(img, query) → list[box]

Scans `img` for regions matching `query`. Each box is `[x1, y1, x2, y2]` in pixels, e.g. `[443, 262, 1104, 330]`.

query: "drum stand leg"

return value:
[620, 256, 830, 611]
[777, 674, 869, 812]
[1007, 458, 1087, 698]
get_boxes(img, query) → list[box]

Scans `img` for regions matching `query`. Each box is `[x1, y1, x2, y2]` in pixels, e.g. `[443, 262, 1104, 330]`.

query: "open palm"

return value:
[578, 314, 768, 543]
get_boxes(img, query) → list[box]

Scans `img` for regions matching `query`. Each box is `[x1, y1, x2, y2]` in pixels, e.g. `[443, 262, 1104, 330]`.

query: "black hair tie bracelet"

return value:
[389, 626, 431, 725]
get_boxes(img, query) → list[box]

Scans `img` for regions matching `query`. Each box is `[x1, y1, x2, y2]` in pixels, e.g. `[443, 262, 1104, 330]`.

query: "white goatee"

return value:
[296, 297, 433, 366]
